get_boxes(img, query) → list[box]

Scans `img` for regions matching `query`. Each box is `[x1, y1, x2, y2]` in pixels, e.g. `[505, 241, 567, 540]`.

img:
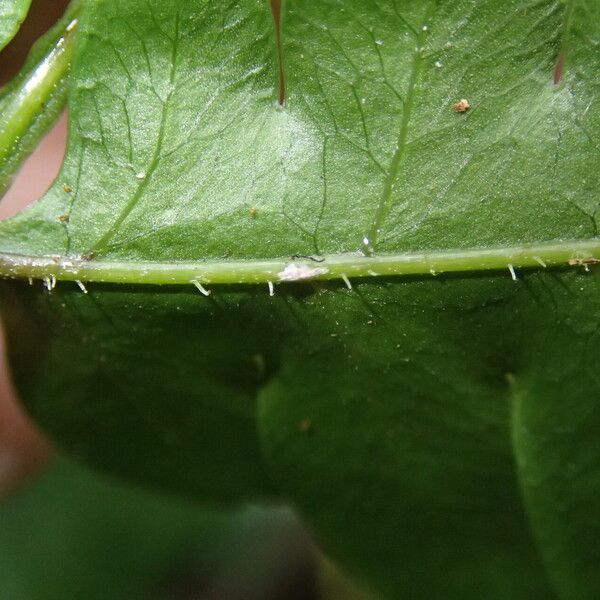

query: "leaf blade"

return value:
[0, 1, 599, 598]
[0, 0, 597, 262]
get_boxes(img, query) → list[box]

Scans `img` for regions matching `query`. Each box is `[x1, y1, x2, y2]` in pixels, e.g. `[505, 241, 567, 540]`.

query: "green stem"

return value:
[0, 18, 76, 160]
[0, 21, 76, 162]
[0, 3, 80, 197]
[0, 239, 598, 287]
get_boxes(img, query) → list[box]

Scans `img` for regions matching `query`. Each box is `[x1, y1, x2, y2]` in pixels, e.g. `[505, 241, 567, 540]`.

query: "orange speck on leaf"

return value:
[452, 98, 471, 113]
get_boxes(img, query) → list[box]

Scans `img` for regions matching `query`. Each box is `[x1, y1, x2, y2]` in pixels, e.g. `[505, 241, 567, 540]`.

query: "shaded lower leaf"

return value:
[258, 274, 561, 598]
[512, 269, 600, 600]
[3, 268, 600, 598]
[0, 280, 281, 502]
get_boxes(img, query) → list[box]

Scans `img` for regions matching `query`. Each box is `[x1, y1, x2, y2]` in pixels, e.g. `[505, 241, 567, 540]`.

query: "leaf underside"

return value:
[0, 1, 599, 598]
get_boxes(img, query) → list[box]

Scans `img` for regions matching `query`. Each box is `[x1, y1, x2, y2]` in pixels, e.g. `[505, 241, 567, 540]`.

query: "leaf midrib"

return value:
[85, 9, 181, 258]
[1, 238, 598, 286]
[365, 0, 437, 254]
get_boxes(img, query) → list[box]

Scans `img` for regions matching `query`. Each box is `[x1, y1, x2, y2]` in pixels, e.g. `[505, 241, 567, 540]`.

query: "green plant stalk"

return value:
[0, 239, 598, 286]
[0, 7, 79, 197]
[0, 21, 75, 161]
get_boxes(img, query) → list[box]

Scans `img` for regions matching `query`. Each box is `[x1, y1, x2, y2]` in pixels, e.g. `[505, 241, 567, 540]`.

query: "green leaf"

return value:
[0, 0, 599, 598]
[0, 281, 280, 502]
[1, 0, 599, 263]
[0, 0, 31, 52]
[511, 275, 600, 600]
[257, 270, 600, 599]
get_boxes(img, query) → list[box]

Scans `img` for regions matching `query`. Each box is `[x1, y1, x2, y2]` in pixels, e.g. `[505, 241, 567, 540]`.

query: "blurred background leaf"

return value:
[0, 457, 342, 600]
[0, 0, 31, 52]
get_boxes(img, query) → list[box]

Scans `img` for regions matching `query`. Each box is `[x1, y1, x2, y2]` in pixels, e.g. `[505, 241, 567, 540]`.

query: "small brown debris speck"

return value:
[249, 207, 257, 218]
[297, 418, 313, 434]
[453, 98, 471, 113]
[57, 214, 69, 223]
[568, 257, 600, 266]
[62, 183, 72, 193]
